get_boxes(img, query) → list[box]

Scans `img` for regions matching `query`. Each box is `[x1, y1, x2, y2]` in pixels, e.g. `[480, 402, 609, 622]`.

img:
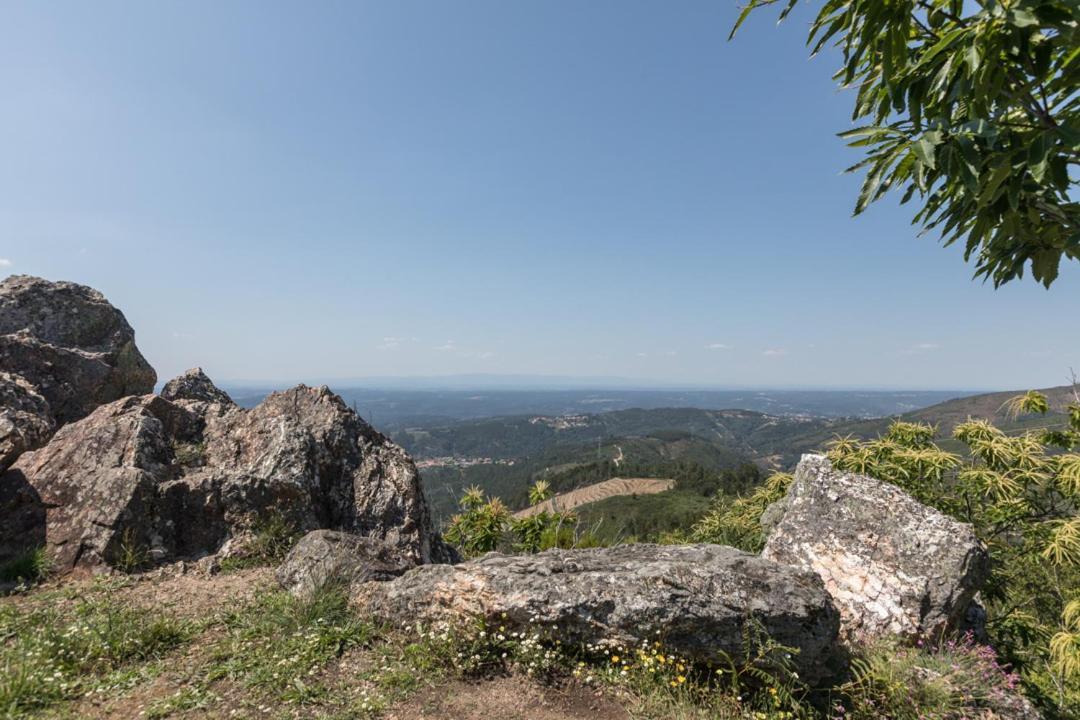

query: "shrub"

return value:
[444, 482, 581, 557]
[838, 635, 1026, 720]
[0, 546, 51, 587]
[693, 391, 1080, 717]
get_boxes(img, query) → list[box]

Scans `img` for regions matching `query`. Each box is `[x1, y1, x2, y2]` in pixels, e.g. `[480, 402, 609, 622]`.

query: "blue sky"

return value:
[2, 1, 1077, 390]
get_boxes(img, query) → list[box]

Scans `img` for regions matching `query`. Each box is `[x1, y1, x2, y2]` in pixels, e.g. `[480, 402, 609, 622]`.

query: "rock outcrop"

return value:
[0, 275, 156, 428]
[277, 530, 413, 600]
[160, 367, 235, 406]
[761, 454, 989, 642]
[357, 543, 841, 683]
[2, 371, 451, 572]
[0, 372, 54, 472]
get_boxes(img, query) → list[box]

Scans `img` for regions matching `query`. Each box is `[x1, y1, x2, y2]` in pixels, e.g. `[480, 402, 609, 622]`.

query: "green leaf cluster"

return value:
[735, 0, 1080, 287]
[444, 482, 583, 557]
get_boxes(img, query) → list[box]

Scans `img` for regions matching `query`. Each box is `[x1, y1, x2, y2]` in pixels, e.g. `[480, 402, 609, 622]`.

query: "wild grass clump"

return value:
[205, 583, 377, 704]
[218, 510, 301, 573]
[112, 527, 151, 573]
[0, 592, 192, 717]
[837, 635, 1026, 720]
[0, 546, 51, 588]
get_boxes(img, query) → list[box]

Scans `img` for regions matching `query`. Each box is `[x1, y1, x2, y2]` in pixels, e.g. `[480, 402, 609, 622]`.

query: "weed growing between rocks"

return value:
[218, 511, 302, 574]
[0, 546, 51, 589]
[837, 634, 1032, 720]
[0, 588, 193, 717]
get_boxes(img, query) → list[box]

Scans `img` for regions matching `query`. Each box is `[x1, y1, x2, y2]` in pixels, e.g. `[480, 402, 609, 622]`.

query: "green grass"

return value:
[204, 584, 378, 704]
[0, 591, 193, 717]
[218, 511, 302, 574]
[0, 547, 51, 587]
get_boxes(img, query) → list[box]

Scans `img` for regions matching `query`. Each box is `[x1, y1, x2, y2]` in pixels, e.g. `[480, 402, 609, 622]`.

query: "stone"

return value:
[0, 372, 54, 472]
[2, 372, 453, 571]
[761, 454, 990, 642]
[356, 543, 841, 683]
[0, 275, 156, 427]
[277, 529, 412, 600]
[160, 367, 235, 406]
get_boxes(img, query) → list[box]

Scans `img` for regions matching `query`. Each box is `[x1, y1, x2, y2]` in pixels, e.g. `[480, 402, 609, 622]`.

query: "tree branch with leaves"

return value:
[734, 0, 1079, 286]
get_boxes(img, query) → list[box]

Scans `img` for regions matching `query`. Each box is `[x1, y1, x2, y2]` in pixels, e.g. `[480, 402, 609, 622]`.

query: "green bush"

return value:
[692, 391, 1080, 718]
[444, 482, 586, 557]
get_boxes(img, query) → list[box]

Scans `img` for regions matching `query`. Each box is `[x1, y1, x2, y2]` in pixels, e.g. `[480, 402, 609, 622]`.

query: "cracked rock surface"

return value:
[762, 454, 989, 641]
[0, 275, 156, 428]
[357, 543, 841, 684]
[1, 372, 453, 572]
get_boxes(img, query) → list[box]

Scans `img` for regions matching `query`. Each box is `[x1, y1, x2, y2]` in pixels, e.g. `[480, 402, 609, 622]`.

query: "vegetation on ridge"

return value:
[694, 389, 1080, 717]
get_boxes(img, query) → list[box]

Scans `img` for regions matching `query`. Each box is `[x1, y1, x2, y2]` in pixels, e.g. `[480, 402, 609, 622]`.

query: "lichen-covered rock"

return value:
[9, 395, 173, 569]
[0, 372, 54, 472]
[160, 367, 235, 406]
[0, 275, 156, 426]
[2, 372, 452, 571]
[761, 454, 989, 642]
[357, 543, 841, 683]
[277, 530, 413, 600]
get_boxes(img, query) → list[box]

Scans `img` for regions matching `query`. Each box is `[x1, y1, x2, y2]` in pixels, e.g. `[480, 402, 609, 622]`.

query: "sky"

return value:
[1, 1, 1077, 391]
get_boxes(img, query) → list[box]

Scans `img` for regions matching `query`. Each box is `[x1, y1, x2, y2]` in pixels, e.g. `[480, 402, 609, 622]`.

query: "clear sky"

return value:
[2, 1, 1077, 390]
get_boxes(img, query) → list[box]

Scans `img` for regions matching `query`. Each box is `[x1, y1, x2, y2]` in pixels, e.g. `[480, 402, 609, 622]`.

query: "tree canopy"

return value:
[734, 0, 1079, 287]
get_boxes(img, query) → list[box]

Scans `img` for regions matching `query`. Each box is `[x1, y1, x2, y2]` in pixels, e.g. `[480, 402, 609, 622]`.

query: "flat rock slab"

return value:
[357, 543, 840, 683]
[762, 454, 989, 641]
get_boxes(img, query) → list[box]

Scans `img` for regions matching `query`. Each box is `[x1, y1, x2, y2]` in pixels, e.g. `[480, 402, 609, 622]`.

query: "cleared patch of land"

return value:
[513, 477, 674, 518]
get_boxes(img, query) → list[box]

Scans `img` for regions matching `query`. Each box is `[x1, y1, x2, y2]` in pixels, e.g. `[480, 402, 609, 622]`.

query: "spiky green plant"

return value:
[691, 394, 1080, 716]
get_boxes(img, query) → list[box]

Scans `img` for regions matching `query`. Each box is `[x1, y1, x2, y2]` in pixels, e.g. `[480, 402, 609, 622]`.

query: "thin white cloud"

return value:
[376, 337, 402, 351]
[906, 342, 940, 355]
[705, 343, 730, 350]
[0, 258, 11, 268]
[664, 350, 678, 356]
[636, 352, 648, 358]
[434, 341, 456, 352]
[762, 348, 788, 357]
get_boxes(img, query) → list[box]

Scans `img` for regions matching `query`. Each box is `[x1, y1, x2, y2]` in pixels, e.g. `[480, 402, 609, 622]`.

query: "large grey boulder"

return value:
[0, 372, 54, 472]
[0, 275, 156, 427]
[357, 543, 841, 683]
[1, 372, 453, 571]
[761, 454, 989, 642]
[277, 530, 413, 600]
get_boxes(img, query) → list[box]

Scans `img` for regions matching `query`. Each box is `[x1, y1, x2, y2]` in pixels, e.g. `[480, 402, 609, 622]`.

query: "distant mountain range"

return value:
[393, 383, 1077, 522]
[227, 385, 978, 429]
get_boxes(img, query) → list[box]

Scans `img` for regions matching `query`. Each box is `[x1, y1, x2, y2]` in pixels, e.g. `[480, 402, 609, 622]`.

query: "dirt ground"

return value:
[387, 676, 631, 720]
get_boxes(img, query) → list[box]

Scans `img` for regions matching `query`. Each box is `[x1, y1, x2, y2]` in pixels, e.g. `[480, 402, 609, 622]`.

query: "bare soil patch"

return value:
[386, 676, 631, 720]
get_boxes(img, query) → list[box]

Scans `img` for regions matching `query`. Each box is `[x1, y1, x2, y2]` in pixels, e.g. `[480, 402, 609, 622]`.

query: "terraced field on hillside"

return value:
[513, 477, 674, 518]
